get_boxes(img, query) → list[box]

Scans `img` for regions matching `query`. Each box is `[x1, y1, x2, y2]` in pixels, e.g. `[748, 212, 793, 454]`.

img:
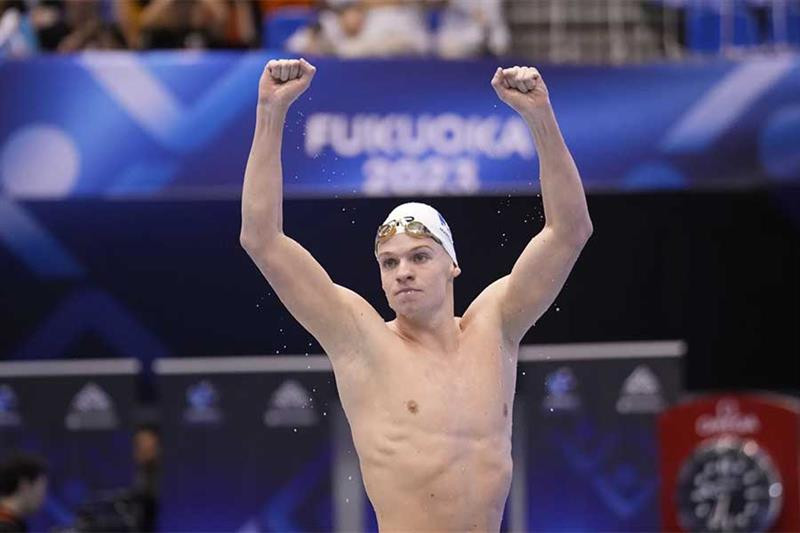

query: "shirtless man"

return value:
[240, 58, 593, 532]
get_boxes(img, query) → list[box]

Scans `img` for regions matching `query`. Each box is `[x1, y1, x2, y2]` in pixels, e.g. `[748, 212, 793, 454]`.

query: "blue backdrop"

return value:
[0, 364, 137, 532]
[1, 52, 798, 199]
[156, 363, 337, 532]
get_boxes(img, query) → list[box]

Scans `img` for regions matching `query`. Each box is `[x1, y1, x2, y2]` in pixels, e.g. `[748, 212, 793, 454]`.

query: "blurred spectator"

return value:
[285, 0, 362, 55]
[13, 0, 127, 52]
[287, 0, 431, 58]
[126, 0, 232, 49]
[27, 0, 69, 51]
[229, 0, 262, 48]
[56, 0, 127, 52]
[0, 1, 38, 57]
[130, 424, 160, 533]
[0, 452, 48, 533]
[433, 0, 510, 58]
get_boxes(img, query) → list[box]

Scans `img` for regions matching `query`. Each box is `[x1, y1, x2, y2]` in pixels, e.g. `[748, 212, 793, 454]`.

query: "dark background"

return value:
[3, 185, 799, 399]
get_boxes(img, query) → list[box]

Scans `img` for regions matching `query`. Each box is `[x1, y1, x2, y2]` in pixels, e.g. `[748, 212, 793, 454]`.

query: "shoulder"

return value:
[323, 285, 394, 358]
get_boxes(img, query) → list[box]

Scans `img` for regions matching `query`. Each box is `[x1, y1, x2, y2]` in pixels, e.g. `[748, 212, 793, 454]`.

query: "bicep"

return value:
[245, 234, 379, 355]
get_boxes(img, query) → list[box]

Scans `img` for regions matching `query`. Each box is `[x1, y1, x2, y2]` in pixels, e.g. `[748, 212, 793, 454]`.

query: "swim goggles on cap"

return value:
[374, 217, 443, 254]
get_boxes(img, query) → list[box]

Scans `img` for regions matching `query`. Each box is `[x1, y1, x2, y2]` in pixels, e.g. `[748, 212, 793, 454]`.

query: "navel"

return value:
[503, 403, 508, 418]
[406, 400, 419, 414]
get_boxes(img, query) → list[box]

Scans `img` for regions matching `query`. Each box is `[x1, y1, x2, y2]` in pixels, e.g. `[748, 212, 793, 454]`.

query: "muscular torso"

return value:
[328, 314, 519, 532]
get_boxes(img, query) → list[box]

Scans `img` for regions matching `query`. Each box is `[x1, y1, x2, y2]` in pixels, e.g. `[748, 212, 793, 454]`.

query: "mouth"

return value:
[395, 288, 420, 296]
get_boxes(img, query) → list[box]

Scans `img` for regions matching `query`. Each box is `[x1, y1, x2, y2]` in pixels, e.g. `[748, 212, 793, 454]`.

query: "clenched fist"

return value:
[259, 58, 317, 110]
[491, 66, 550, 117]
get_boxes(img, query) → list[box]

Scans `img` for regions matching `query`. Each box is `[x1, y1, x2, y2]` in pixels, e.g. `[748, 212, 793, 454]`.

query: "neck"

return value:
[392, 299, 460, 353]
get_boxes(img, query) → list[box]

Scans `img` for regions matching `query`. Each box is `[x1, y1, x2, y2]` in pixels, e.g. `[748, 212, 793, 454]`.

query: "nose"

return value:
[395, 259, 415, 282]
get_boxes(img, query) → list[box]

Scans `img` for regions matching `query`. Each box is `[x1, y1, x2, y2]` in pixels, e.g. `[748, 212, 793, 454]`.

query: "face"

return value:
[134, 429, 160, 465]
[339, 5, 365, 37]
[377, 233, 460, 318]
[20, 475, 47, 514]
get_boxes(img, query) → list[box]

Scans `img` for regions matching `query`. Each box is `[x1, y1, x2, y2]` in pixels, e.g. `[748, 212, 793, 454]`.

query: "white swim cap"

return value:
[375, 202, 458, 266]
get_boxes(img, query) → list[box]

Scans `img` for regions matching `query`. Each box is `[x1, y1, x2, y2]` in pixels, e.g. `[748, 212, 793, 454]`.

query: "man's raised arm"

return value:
[239, 59, 378, 356]
[468, 66, 593, 344]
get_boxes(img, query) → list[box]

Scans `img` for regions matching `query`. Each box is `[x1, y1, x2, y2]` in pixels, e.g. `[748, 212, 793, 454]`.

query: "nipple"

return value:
[406, 400, 419, 414]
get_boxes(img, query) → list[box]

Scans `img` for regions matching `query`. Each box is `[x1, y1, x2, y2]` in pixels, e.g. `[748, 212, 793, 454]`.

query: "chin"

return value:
[396, 300, 433, 318]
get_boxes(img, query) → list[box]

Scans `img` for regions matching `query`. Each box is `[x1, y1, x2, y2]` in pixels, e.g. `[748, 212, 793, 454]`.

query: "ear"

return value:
[452, 263, 461, 279]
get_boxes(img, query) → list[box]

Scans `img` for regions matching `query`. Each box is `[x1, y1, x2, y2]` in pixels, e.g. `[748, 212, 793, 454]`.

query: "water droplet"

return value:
[348, 475, 352, 480]
[555, 307, 560, 312]
[293, 428, 298, 432]
[323, 411, 327, 416]
[522, 371, 526, 376]
[345, 498, 350, 504]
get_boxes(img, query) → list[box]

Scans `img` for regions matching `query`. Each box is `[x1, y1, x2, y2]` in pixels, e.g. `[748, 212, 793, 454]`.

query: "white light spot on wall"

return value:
[1, 125, 80, 198]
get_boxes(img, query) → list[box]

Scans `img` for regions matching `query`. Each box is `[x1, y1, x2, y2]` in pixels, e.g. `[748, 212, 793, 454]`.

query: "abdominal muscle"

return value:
[356, 421, 513, 532]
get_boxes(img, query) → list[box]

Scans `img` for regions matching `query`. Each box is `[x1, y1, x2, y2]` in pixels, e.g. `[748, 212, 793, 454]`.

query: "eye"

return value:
[413, 253, 429, 262]
[382, 258, 397, 269]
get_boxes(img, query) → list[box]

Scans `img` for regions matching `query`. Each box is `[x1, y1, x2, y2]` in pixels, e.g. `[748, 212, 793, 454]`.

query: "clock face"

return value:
[676, 437, 783, 532]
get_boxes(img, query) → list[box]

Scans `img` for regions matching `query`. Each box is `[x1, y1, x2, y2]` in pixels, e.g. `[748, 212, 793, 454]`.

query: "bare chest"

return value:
[364, 328, 519, 435]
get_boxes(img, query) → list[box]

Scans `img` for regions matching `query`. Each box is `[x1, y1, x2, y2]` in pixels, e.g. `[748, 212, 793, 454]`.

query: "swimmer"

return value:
[240, 59, 592, 532]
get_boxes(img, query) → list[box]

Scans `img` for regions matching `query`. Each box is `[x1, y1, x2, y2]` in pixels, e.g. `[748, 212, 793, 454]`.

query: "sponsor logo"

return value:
[543, 367, 581, 412]
[65, 382, 118, 430]
[0, 385, 21, 427]
[184, 380, 223, 425]
[436, 212, 453, 239]
[696, 398, 760, 436]
[263, 380, 318, 428]
[616, 365, 665, 414]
